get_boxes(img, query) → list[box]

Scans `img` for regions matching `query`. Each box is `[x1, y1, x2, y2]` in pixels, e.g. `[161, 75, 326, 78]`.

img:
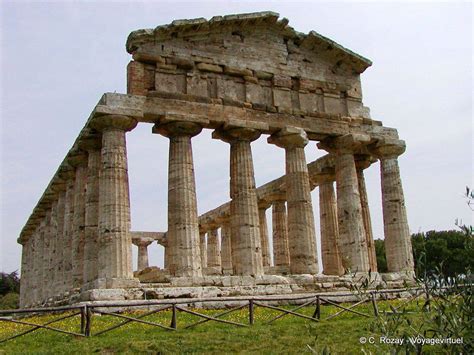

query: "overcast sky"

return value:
[1, 1, 472, 274]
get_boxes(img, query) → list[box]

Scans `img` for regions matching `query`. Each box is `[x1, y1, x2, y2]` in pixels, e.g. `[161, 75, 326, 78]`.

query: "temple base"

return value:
[22, 272, 415, 308]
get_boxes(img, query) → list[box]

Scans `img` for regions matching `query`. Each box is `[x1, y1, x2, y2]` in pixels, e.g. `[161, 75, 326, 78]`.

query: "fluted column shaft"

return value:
[229, 140, 263, 276]
[71, 163, 87, 289]
[268, 128, 318, 274]
[32, 229, 41, 304]
[207, 229, 221, 268]
[380, 157, 414, 272]
[319, 182, 344, 275]
[221, 222, 233, 274]
[286, 146, 318, 273]
[137, 241, 152, 271]
[154, 121, 203, 277]
[63, 178, 75, 292]
[335, 153, 369, 272]
[54, 192, 66, 294]
[213, 127, 264, 276]
[199, 232, 207, 269]
[47, 200, 59, 299]
[91, 115, 138, 287]
[83, 146, 101, 286]
[272, 200, 290, 267]
[258, 207, 271, 267]
[19, 241, 28, 307]
[41, 211, 51, 301]
[357, 169, 377, 272]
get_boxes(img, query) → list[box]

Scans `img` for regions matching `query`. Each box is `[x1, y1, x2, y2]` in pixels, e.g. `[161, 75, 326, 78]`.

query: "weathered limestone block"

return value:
[127, 61, 146, 96]
[272, 200, 290, 267]
[186, 74, 208, 97]
[323, 93, 346, 115]
[217, 77, 245, 102]
[48, 199, 59, 298]
[319, 181, 344, 275]
[212, 126, 264, 277]
[206, 229, 221, 268]
[273, 88, 292, 113]
[272, 74, 292, 88]
[155, 72, 186, 94]
[372, 141, 414, 272]
[196, 62, 222, 73]
[153, 121, 203, 277]
[245, 82, 273, 107]
[268, 127, 318, 274]
[299, 92, 324, 114]
[90, 115, 139, 288]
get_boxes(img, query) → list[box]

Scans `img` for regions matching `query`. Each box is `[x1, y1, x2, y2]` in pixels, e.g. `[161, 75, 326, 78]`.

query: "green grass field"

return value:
[0, 299, 459, 354]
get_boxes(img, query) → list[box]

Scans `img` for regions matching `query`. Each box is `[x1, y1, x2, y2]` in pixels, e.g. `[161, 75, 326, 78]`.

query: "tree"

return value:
[374, 239, 387, 272]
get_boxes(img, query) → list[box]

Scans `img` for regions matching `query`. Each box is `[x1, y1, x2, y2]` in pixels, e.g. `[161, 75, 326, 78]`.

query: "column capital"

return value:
[152, 121, 202, 138]
[67, 149, 88, 168]
[78, 135, 102, 152]
[257, 200, 272, 210]
[90, 114, 137, 132]
[213, 127, 261, 143]
[370, 139, 406, 159]
[132, 239, 153, 248]
[354, 154, 375, 170]
[317, 133, 370, 154]
[267, 127, 309, 149]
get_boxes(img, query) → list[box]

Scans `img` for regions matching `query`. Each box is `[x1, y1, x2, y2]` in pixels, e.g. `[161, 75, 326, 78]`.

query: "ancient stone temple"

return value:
[18, 12, 414, 308]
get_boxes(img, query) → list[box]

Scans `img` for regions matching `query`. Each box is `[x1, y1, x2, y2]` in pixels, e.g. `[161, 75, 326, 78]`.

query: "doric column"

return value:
[68, 151, 88, 290]
[62, 172, 75, 292]
[91, 114, 139, 288]
[52, 187, 66, 296]
[199, 230, 207, 269]
[356, 157, 377, 272]
[80, 137, 102, 288]
[268, 127, 318, 274]
[213, 126, 264, 276]
[19, 240, 28, 307]
[136, 240, 152, 271]
[153, 121, 203, 277]
[318, 134, 370, 273]
[372, 141, 414, 273]
[41, 210, 51, 302]
[31, 227, 42, 304]
[47, 199, 59, 299]
[272, 200, 290, 267]
[258, 203, 271, 268]
[206, 229, 221, 268]
[319, 181, 344, 275]
[164, 242, 171, 271]
[221, 221, 233, 274]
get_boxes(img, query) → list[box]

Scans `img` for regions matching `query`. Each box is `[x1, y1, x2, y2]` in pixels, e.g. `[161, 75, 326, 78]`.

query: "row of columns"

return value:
[20, 115, 139, 306]
[20, 114, 414, 306]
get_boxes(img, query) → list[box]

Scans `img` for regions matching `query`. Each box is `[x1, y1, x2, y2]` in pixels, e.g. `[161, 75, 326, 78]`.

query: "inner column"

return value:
[213, 126, 264, 277]
[153, 121, 203, 277]
[268, 127, 318, 274]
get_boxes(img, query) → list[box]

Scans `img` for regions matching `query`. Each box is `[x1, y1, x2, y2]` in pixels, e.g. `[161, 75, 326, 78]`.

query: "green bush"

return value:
[0, 292, 19, 310]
